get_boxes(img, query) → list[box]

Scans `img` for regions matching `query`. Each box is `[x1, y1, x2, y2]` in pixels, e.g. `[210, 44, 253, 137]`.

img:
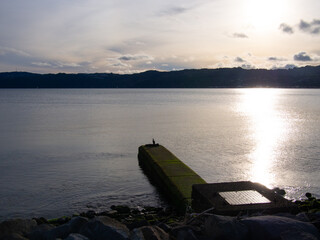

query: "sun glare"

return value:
[244, 0, 286, 30]
[238, 89, 288, 188]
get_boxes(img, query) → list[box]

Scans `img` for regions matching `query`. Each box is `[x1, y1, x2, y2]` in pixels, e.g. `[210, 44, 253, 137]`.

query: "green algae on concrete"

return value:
[138, 144, 206, 212]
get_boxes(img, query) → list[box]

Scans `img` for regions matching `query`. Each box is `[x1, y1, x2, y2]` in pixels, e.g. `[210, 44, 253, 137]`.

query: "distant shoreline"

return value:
[1, 65, 320, 88]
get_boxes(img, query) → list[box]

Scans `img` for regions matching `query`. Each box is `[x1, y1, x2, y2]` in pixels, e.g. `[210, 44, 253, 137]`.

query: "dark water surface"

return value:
[0, 89, 319, 220]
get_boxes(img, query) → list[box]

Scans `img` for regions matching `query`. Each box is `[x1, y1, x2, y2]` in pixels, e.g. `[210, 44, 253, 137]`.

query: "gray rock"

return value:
[131, 226, 169, 240]
[176, 230, 199, 240]
[80, 216, 130, 240]
[68, 217, 89, 233]
[241, 215, 320, 240]
[204, 215, 248, 240]
[126, 219, 149, 230]
[296, 212, 312, 222]
[171, 226, 200, 240]
[281, 230, 320, 240]
[84, 210, 96, 219]
[65, 233, 89, 240]
[157, 223, 171, 233]
[111, 205, 131, 214]
[0, 219, 37, 239]
[32, 217, 48, 225]
[170, 225, 202, 239]
[1, 232, 29, 240]
[28, 217, 88, 240]
[27, 224, 55, 240]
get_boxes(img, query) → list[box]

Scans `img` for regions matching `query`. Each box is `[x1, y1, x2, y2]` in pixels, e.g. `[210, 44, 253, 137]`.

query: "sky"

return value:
[0, 0, 319, 74]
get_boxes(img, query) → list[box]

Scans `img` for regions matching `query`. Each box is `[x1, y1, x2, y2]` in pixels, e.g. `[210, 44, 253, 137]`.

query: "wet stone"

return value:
[65, 233, 90, 240]
[132, 226, 169, 240]
[0, 219, 37, 238]
[157, 223, 171, 233]
[126, 219, 149, 230]
[32, 217, 48, 225]
[80, 216, 130, 240]
[111, 205, 131, 214]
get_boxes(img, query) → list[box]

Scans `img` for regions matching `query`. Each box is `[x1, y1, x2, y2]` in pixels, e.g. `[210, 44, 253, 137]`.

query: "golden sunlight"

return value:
[243, 0, 286, 30]
[238, 89, 288, 188]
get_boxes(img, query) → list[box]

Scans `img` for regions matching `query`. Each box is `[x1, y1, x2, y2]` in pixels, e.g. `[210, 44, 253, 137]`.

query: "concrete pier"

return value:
[139, 144, 298, 215]
[138, 144, 206, 212]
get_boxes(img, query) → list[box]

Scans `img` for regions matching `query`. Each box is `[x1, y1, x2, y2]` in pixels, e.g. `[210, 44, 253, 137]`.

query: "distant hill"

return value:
[0, 66, 320, 88]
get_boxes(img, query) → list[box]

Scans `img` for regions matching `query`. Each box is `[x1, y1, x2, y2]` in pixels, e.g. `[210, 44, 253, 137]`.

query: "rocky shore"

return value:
[1, 194, 320, 240]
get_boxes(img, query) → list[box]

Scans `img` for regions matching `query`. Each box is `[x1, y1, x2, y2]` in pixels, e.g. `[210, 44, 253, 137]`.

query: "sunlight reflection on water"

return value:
[237, 89, 289, 188]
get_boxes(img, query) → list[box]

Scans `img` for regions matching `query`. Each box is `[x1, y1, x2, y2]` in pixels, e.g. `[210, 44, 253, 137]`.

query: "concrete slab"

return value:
[138, 144, 206, 212]
[156, 161, 198, 177]
[192, 181, 298, 215]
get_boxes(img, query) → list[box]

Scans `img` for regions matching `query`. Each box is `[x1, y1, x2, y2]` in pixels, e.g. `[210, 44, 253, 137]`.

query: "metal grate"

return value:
[219, 190, 271, 205]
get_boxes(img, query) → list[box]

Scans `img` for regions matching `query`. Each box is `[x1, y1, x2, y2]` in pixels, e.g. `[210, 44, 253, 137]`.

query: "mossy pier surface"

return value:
[138, 144, 206, 212]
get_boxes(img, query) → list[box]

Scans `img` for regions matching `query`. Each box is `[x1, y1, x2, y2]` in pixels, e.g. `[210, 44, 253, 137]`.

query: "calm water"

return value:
[0, 89, 319, 220]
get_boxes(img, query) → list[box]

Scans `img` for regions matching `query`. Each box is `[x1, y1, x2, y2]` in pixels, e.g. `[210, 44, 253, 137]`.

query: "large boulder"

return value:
[131, 226, 169, 240]
[241, 215, 320, 240]
[65, 233, 90, 240]
[27, 224, 54, 240]
[204, 214, 248, 240]
[0, 219, 37, 239]
[170, 225, 200, 240]
[28, 216, 88, 240]
[80, 216, 130, 240]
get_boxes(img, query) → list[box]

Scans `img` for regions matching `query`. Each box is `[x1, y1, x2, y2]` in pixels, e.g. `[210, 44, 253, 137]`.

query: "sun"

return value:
[243, 0, 286, 30]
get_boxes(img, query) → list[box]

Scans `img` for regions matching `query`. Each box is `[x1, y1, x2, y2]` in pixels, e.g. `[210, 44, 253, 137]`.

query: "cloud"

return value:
[271, 64, 297, 70]
[268, 57, 278, 61]
[232, 56, 254, 69]
[299, 20, 310, 30]
[234, 57, 245, 63]
[106, 54, 155, 73]
[241, 64, 255, 69]
[232, 33, 248, 38]
[32, 62, 53, 67]
[118, 56, 135, 61]
[284, 64, 297, 69]
[183, 56, 195, 63]
[159, 6, 189, 16]
[279, 23, 294, 34]
[268, 57, 286, 61]
[294, 52, 312, 61]
[279, 19, 320, 35]
[118, 54, 154, 62]
[56, 62, 83, 68]
[0, 44, 96, 73]
[0, 47, 30, 57]
[299, 19, 320, 35]
[110, 62, 131, 68]
[32, 60, 87, 69]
